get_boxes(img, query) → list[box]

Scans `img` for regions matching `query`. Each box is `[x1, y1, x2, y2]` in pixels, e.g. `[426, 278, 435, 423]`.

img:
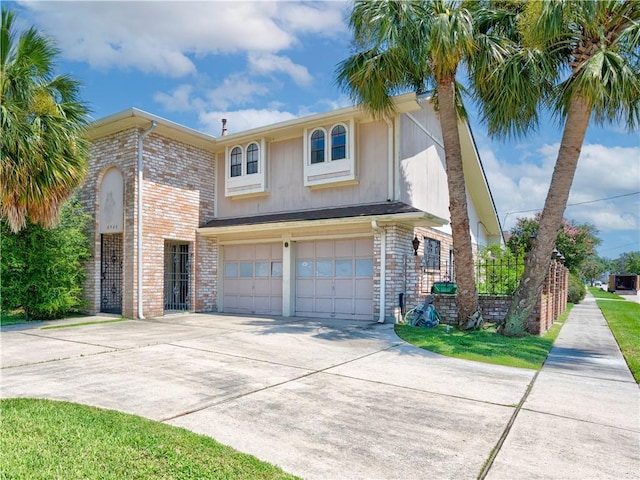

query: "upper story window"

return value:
[303, 119, 356, 188]
[246, 143, 259, 174]
[331, 125, 346, 160]
[310, 129, 325, 164]
[225, 138, 267, 197]
[230, 146, 242, 177]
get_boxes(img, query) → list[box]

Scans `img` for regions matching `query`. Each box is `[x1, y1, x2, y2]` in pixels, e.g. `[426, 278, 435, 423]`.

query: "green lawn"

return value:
[588, 287, 624, 300]
[395, 305, 572, 370]
[596, 300, 640, 383]
[0, 398, 299, 480]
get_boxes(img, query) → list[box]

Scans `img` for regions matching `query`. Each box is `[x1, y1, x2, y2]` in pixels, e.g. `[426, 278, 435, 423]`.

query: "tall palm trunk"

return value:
[502, 96, 591, 336]
[438, 78, 480, 326]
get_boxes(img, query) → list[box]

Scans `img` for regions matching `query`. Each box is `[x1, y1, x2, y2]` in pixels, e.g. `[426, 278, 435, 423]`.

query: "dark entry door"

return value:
[164, 242, 190, 311]
[100, 233, 123, 314]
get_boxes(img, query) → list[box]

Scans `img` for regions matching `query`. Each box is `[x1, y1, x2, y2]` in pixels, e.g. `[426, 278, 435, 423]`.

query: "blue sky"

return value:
[10, 1, 639, 260]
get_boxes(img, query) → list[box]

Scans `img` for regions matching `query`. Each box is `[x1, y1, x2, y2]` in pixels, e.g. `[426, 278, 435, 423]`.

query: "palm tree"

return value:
[336, 0, 485, 328]
[1, 7, 90, 233]
[474, 0, 640, 335]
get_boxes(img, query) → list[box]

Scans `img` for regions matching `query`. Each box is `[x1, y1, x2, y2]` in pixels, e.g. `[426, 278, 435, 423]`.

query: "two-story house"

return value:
[80, 93, 502, 322]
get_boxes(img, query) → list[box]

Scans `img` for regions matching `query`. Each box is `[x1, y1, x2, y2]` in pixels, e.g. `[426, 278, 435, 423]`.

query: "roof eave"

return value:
[198, 210, 447, 236]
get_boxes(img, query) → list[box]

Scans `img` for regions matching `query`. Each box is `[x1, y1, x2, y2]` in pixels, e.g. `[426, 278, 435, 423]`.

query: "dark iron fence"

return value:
[421, 258, 525, 296]
[475, 257, 525, 295]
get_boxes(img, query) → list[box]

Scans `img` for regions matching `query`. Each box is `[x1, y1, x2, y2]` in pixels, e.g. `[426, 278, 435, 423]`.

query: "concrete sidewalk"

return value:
[486, 292, 640, 479]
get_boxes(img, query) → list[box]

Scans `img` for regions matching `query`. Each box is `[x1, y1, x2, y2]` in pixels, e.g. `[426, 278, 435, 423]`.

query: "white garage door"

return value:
[296, 238, 374, 320]
[223, 243, 283, 315]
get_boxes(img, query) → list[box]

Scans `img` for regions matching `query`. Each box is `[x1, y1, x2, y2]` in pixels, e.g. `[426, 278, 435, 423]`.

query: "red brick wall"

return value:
[78, 127, 215, 318]
[416, 261, 569, 335]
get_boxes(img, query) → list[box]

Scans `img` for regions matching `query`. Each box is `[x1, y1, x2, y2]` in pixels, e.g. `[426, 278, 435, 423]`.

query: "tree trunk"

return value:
[437, 78, 480, 327]
[502, 96, 591, 336]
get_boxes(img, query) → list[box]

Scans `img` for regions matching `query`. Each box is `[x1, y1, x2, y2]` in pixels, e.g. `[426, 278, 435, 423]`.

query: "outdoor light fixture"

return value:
[528, 231, 537, 247]
[412, 236, 420, 256]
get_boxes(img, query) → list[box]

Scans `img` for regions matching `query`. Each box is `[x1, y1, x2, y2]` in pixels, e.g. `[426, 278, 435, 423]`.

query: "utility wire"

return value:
[501, 191, 640, 218]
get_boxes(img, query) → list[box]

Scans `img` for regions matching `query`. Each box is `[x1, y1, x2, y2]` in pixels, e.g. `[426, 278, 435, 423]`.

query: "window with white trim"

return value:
[331, 125, 346, 160]
[303, 120, 356, 188]
[246, 142, 259, 174]
[310, 129, 325, 164]
[230, 146, 242, 177]
[225, 138, 267, 197]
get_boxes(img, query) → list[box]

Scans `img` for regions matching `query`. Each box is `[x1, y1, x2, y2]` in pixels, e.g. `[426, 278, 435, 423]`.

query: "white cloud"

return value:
[21, 2, 291, 75]
[199, 108, 298, 135]
[153, 84, 203, 112]
[22, 1, 345, 77]
[278, 2, 349, 37]
[248, 53, 312, 86]
[205, 75, 271, 110]
[482, 142, 640, 234]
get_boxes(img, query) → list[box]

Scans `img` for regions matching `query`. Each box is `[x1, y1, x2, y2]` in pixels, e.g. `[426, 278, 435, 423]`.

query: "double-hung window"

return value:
[230, 146, 242, 177]
[246, 142, 259, 174]
[331, 125, 346, 160]
[310, 130, 325, 164]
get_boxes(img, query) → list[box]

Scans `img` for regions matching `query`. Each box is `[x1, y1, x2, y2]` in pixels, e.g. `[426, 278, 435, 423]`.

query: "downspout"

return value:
[137, 121, 157, 319]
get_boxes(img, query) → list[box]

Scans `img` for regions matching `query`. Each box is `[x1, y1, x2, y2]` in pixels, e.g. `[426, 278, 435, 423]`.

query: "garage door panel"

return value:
[223, 242, 282, 316]
[334, 239, 354, 257]
[334, 279, 354, 297]
[355, 299, 373, 317]
[295, 238, 373, 321]
[354, 238, 374, 256]
[355, 278, 373, 297]
[334, 298, 353, 315]
[315, 279, 333, 296]
[314, 299, 332, 313]
[315, 240, 334, 257]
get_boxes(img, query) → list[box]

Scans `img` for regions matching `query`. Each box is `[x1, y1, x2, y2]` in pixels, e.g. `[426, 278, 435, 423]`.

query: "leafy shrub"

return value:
[476, 245, 524, 295]
[567, 273, 586, 304]
[1, 199, 91, 320]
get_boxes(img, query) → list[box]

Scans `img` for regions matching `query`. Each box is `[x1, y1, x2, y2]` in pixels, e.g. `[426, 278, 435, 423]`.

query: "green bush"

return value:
[476, 245, 524, 295]
[567, 273, 586, 304]
[1, 198, 91, 320]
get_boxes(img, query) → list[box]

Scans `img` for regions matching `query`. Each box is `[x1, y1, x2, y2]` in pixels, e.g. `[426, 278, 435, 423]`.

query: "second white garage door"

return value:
[296, 238, 374, 320]
[223, 243, 283, 315]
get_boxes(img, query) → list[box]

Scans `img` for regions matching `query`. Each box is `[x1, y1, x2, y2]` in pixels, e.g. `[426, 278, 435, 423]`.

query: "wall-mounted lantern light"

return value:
[412, 236, 420, 256]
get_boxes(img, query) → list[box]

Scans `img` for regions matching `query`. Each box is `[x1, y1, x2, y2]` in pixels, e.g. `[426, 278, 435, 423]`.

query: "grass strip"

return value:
[0, 311, 29, 326]
[395, 304, 572, 370]
[41, 318, 128, 330]
[0, 398, 300, 480]
[596, 300, 640, 383]
[588, 287, 625, 300]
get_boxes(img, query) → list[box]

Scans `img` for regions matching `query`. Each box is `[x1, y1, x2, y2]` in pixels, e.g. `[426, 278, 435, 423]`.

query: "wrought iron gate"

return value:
[101, 233, 123, 314]
[164, 242, 190, 311]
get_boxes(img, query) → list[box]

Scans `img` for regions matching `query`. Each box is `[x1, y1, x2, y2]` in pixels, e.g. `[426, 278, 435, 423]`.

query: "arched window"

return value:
[310, 129, 325, 164]
[230, 146, 242, 177]
[331, 125, 346, 160]
[246, 143, 259, 174]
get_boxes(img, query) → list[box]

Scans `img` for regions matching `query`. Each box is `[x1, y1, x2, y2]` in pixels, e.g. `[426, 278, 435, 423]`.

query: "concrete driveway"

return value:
[1, 314, 534, 479]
